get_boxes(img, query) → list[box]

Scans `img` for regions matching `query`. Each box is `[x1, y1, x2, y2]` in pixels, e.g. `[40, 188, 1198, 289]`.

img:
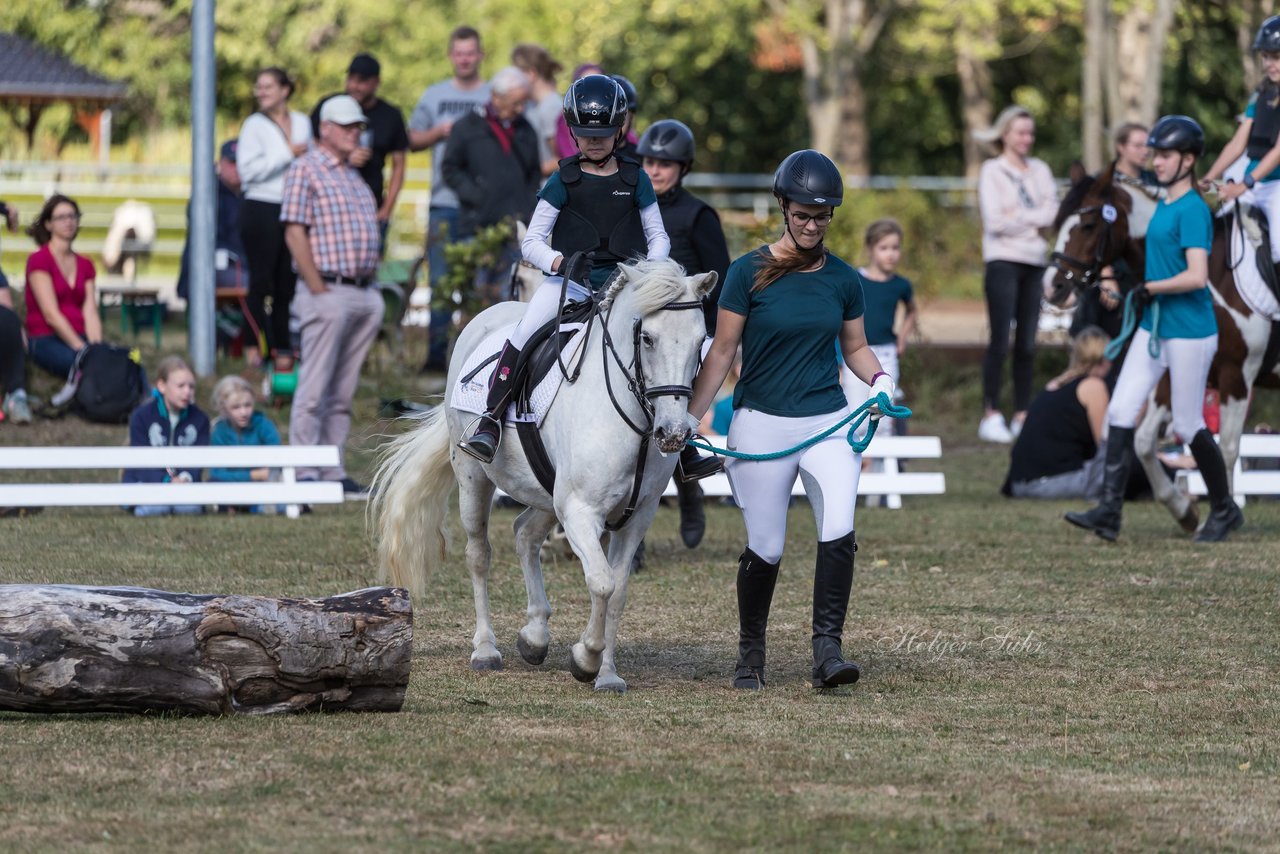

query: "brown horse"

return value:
[1047, 163, 1280, 531]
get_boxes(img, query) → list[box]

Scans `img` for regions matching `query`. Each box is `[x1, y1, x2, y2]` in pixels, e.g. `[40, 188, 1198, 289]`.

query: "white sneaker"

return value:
[978, 412, 1013, 444]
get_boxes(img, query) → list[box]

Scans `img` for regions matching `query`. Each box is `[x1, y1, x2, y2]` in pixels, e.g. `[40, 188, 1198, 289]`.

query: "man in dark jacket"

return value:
[441, 65, 540, 307]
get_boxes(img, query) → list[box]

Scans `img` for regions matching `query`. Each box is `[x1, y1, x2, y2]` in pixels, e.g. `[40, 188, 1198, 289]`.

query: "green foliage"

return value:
[436, 219, 517, 314]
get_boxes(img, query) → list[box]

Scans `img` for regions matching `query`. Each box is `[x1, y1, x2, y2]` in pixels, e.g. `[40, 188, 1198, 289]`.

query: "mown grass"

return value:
[2, 342, 1279, 851]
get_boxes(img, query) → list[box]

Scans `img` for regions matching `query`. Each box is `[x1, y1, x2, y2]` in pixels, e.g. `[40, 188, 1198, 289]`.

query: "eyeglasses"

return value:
[789, 211, 833, 228]
[337, 122, 368, 131]
[50, 213, 81, 222]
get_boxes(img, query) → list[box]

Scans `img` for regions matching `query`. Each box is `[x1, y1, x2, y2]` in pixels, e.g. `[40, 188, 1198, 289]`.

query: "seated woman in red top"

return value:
[24, 195, 103, 378]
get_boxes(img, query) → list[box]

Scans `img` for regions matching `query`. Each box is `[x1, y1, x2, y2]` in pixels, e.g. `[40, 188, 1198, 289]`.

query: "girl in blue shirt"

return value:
[1066, 116, 1243, 543]
[688, 150, 896, 692]
[209, 374, 281, 512]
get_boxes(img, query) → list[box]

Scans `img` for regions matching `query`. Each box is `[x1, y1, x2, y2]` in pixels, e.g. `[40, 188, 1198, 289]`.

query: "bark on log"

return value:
[0, 585, 412, 715]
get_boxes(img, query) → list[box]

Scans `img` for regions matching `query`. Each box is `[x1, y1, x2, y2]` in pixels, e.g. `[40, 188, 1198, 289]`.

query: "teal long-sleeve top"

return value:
[209, 411, 281, 482]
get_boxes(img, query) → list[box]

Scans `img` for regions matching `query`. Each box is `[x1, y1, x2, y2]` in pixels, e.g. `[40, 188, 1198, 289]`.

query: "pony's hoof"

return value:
[1177, 504, 1200, 533]
[568, 644, 600, 683]
[470, 654, 503, 672]
[594, 674, 627, 693]
[516, 633, 549, 666]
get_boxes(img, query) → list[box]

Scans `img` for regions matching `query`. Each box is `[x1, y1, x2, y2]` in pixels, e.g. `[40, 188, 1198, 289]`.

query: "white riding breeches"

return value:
[508, 275, 591, 349]
[1245, 179, 1280, 264]
[1107, 327, 1216, 441]
[724, 407, 861, 564]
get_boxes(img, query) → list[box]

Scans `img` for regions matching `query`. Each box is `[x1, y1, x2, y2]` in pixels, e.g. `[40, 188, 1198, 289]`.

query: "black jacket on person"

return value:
[440, 110, 540, 238]
[657, 186, 730, 334]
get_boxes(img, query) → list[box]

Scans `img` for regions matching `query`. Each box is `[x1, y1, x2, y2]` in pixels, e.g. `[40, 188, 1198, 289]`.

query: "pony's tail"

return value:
[370, 407, 455, 599]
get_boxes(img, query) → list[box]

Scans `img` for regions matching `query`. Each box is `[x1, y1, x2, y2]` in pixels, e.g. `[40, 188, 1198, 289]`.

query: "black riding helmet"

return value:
[636, 119, 695, 165]
[611, 74, 639, 112]
[772, 149, 845, 207]
[1147, 115, 1205, 157]
[563, 74, 628, 138]
[1253, 16, 1280, 53]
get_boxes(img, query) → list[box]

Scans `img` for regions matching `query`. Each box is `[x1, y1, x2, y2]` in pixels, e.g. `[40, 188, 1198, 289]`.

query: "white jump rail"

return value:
[663, 435, 946, 509]
[0, 446, 345, 519]
[1179, 433, 1280, 507]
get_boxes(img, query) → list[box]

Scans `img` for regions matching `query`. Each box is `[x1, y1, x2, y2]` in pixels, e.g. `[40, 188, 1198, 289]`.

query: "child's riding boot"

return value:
[676, 477, 706, 548]
[733, 548, 780, 690]
[811, 532, 861, 689]
[678, 444, 723, 482]
[458, 342, 523, 464]
[1064, 425, 1135, 542]
[1189, 428, 1245, 542]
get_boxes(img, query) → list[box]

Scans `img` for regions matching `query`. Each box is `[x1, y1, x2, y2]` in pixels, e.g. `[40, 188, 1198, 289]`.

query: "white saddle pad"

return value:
[451, 321, 588, 426]
[1226, 201, 1280, 321]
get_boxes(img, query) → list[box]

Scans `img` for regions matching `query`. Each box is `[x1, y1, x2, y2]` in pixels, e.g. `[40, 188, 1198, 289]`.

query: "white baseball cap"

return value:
[319, 95, 367, 126]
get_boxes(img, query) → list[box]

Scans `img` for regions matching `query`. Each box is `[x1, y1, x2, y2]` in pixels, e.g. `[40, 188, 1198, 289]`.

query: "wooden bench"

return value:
[0, 446, 345, 518]
[662, 435, 946, 508]
[1179, 433, 1280, 506]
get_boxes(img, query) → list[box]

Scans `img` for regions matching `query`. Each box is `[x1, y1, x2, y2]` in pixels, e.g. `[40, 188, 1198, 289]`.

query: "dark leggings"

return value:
[982, 260, 1044, 412]
[0, 305, 25, 394]
[239, 199, 296, 356]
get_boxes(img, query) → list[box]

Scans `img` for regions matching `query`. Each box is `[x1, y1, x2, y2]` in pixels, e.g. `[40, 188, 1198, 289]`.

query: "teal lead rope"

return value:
[1104, 288, 1161, 362]
[686, 392, 913, 461]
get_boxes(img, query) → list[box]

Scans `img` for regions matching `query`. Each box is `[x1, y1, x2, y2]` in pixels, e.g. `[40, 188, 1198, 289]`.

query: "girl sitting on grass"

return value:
[209, 374, 281, 513]
[122, 355, 210, 517]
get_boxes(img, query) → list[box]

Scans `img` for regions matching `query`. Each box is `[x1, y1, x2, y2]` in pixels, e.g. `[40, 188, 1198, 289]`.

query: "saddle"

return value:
[1238, 202, 1280, 300]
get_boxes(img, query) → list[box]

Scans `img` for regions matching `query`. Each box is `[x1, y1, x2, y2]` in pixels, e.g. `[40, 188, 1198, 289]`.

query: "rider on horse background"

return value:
[458, 73, 670, 463]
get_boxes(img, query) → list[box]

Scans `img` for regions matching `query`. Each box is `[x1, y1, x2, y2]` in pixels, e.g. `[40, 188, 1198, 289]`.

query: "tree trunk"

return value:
[1112, 0, 1177, 125]
[1082, 0, 1108, 172]
[0, 586, 412, 715]
[956, 19, 994, 180]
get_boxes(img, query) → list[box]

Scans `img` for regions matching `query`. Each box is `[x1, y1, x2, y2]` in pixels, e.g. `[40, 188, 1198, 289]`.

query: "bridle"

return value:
[1049, 201, 1124, 295]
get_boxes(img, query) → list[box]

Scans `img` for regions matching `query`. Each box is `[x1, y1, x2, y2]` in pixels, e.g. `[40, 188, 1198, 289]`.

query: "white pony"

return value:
[373, 258, 716, 692]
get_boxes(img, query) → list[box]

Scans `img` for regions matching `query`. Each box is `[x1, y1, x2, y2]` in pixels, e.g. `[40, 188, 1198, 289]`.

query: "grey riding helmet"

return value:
[1253, 16, 1280, 52]
[1147, 115, 1205, 157]
[636, 119, 695, 165]
[563, 74, 628, 138]
[772, 149, 845, 206]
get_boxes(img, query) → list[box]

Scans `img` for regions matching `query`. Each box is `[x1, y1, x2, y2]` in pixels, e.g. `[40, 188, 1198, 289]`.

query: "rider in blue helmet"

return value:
[1067, 115, 1243, 544]
[458, 74, 671, 464]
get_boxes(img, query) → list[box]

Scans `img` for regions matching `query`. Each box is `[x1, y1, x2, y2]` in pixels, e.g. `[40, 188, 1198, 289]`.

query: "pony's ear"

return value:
[1069, 160, 1088, 184]
[694, 271, 718, 298]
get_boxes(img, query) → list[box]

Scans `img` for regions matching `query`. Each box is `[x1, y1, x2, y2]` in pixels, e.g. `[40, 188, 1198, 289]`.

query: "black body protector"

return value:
[660, 186, 713, 275]
[550, 154, 647, 271]
[1248, 87, 1280, 162]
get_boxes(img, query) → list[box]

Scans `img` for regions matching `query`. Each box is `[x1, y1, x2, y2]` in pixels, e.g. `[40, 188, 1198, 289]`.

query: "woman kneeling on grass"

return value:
[686, 150, 896, 691]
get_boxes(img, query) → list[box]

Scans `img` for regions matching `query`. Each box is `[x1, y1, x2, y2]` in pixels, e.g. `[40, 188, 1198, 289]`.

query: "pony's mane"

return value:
[600, 258, 691, 314]
[1054, 174, 1097, 230]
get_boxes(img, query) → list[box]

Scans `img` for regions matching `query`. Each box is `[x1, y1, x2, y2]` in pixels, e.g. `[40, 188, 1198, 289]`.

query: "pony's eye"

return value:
[641, 332, 655, 348]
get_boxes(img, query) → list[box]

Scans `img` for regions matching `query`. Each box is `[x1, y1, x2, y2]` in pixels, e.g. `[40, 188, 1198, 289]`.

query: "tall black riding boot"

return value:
[811, 532, 861, 689]
[457, 342, 522, 463]
[678, 443, 722, 482]
[733, 548, 780, 690]
[676, 476, 706, 548]
[1189, 429, 1245, 542]
[1064, 425, 1135, 542]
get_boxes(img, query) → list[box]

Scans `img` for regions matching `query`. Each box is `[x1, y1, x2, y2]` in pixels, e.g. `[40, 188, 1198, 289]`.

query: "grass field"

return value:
[2, 340, 1278, 851]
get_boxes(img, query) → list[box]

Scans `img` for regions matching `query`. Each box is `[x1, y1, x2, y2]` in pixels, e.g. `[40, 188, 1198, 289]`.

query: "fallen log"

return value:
[0, 585, 412, 715]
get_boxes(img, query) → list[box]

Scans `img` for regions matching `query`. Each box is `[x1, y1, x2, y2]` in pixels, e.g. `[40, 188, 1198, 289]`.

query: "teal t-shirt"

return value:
[719, 248, 865, 417]
[859, 272, 913, 345]
[538, 168, 659, 288]
[1141, 190, 1216, 340]
[1244, 94, 1280, 184]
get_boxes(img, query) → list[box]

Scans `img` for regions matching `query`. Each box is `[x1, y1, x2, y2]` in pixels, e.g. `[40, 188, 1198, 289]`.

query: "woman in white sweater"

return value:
[973, 105, 1058, 444]
[236, 67, 311, 369]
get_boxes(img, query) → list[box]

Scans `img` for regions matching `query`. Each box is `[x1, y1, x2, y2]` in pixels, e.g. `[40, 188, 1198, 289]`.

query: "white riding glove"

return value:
[868, 373, 896, 421]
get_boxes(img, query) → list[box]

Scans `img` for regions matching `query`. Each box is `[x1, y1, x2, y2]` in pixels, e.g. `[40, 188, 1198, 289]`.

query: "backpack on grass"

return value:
[72, 344, 148, 424]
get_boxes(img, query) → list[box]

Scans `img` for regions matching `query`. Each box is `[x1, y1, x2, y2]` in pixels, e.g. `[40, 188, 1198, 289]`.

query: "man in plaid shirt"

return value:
[281, 94, 383, 497]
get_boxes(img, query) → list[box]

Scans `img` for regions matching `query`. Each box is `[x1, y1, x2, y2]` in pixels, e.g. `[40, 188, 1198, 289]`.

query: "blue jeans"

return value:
[426, 206, 459, 368]
[132, 504, 204, 517]
[29, 335, 78, 379]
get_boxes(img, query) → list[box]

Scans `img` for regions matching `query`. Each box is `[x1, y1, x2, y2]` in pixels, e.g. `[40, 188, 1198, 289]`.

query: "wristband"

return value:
[871, 371, 890, 384]
[1244, 173, 1257, 190]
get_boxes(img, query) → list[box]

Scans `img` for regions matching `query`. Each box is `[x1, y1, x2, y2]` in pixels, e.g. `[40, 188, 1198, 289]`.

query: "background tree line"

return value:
[0, 0, 1276, 178]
